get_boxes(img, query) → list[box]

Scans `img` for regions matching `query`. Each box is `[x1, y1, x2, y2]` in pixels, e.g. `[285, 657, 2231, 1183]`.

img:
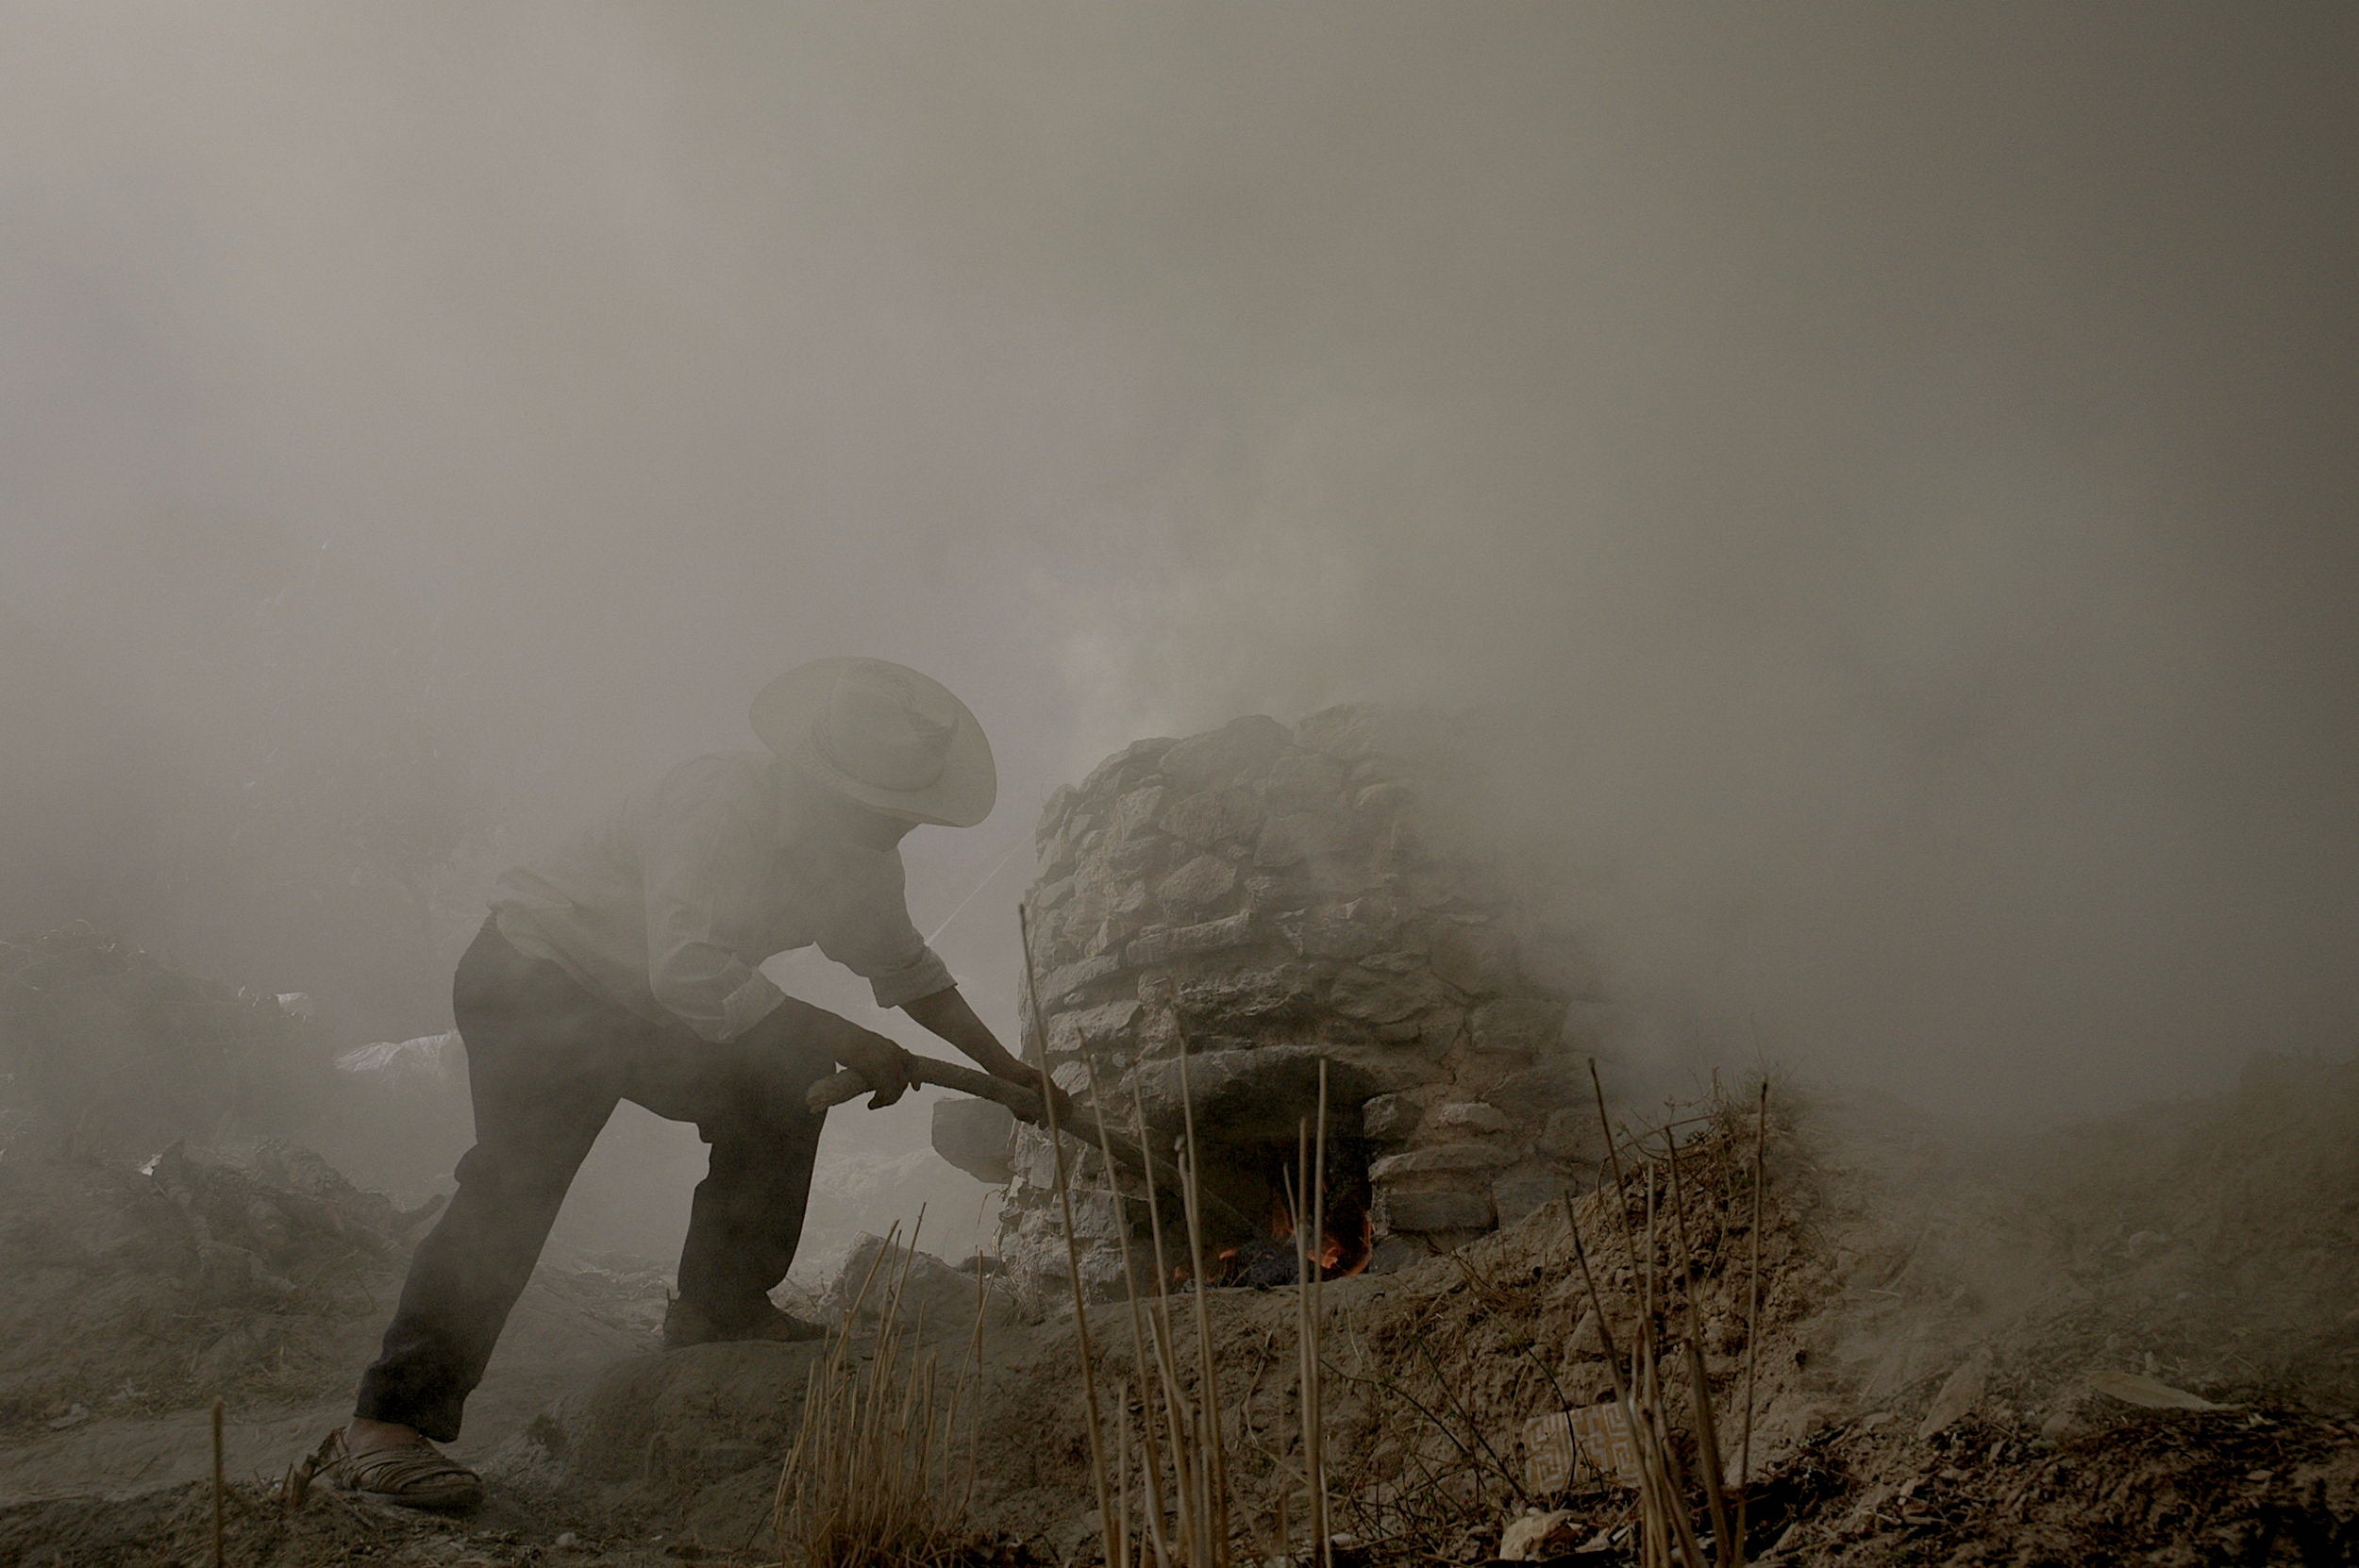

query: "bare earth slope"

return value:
[3, 1058, 2354, 1566]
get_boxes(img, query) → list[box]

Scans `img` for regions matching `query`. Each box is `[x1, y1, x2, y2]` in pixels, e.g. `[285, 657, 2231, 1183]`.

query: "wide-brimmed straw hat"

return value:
[751, 657, 996, 827]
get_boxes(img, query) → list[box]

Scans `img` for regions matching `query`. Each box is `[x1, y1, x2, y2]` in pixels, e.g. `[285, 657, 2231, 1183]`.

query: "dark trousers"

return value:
[355, 918, 834, 1442]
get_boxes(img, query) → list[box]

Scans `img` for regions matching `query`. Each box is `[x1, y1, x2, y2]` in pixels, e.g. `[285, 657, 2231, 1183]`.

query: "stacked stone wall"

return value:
[996, 705, 1607, 1290]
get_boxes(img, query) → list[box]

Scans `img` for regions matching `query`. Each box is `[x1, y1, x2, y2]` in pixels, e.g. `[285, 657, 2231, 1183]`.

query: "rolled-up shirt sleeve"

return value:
[639, 764, 788, 1042]
[816, 847, 957, 1009]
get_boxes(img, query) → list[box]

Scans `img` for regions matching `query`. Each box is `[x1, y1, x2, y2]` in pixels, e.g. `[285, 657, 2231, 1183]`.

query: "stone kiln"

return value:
[982, 705, 1607, 1295]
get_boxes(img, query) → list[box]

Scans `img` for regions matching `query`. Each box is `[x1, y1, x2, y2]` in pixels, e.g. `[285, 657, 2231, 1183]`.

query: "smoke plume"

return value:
[3, 4, 2351, 1126]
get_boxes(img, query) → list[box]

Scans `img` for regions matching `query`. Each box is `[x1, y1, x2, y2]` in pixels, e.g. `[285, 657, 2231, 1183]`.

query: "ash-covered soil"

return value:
[0, 1137, 670, 1568]
[4, 1056, 2354, 1567]
[0, 1142, 439, 1439]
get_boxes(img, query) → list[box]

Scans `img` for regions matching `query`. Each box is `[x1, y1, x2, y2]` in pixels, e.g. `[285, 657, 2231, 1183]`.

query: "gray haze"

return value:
[4, 4, 2353, 1141]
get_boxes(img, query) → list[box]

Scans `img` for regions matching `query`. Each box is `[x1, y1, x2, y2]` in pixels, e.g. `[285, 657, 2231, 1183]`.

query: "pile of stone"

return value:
[987, 705, 1611, 1292]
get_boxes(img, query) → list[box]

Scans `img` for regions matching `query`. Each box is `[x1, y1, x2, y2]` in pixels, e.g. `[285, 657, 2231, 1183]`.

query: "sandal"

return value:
[318, 1425, 483, 1511]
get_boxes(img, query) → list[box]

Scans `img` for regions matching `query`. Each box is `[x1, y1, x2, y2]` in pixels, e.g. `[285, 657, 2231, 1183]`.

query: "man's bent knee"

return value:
[447, 1141, 582, 1220]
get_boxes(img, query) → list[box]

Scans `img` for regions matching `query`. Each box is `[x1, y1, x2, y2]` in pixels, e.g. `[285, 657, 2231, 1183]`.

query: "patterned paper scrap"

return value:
[1522, 1410, 1577, 1493]
[1568, 1401, 1643, 1487]
[1522, 1403, 1643, 1493]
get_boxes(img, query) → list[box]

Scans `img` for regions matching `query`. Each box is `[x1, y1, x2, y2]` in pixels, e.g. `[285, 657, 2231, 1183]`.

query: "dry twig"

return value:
[210, 1396, 226, 1568]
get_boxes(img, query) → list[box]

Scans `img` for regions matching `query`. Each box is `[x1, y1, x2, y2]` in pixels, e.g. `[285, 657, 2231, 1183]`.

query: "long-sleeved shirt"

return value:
[488, 753, 955, 1042]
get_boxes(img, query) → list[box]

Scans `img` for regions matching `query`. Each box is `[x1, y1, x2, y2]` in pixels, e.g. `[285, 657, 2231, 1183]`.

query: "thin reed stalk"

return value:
[1571, 1086, 1730, 1568]
[1737, 1082, 1768, 1555]
[210, 1395, 226, 1568]
[1664, 1134, 1737, 1565]
[1174, 1044, 1232, 1568]
[1563, 1202, 1671, 1552]
[776, 1220, 972, 1568]
[1640, 1172, 1709, 1568]
[1282, 1066, 1334, 1568]
[1131, 1078, 1206, 1568]
[1041, 1022, 1344, 1568]
[1083, 1043, 1173, 1568]
[1589, 1058, 1631, 1226]
[1305, 1062, 1331, 1568]
[1018, 906, 1117, 1564]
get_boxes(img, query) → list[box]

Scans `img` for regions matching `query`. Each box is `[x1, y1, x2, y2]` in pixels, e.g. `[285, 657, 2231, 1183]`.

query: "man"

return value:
[325, 657, 1039, 1510]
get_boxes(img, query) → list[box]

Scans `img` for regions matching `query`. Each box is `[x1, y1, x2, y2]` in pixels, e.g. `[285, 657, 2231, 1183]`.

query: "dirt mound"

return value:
[8, 1059, 2353, 1565]
[0, 928, 334, 1160]
[2005, 1052, 2359, 1413]
[0, 1139, 666, 1537]
[485, 1341, 829, 1556]
[0, 1142, 439, 1435]
[1772, 1401, 2359, 1565]
[1666, 1058, 2359, 1563]
[379, 1064, 2357, 1564]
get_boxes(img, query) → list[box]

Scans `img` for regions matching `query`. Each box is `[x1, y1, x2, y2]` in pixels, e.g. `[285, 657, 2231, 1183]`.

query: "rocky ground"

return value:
[0, 1135, 669, 1565]
[3, 1057, 2354, 1566]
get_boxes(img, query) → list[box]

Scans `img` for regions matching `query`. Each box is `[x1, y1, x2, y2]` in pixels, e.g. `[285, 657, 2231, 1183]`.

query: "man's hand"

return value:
[901, 986, 1078, 1122]
[749, 996, 914, 1109]
[830, 1027, 915, 1109]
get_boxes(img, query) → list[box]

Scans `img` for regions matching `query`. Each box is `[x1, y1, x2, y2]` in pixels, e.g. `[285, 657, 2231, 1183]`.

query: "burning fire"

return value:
[1323, 1210, 1375, 1277]
[1272, 1192, 1373, 1277]
[1171, 1202, 1371, 1287]
[1171, 1173, 1373, 1287]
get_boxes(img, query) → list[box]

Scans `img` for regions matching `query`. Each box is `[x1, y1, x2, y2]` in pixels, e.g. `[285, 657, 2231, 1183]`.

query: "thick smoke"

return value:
[3, 5, 2352, 1134]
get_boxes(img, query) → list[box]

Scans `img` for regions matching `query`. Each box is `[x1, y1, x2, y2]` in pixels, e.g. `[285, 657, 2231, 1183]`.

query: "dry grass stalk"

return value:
[1079, 1048, 1172, 1568]
[775, 1218, 974, 1568]
[1301, 1063, 1332, 1568]
[1113, 1066, 1221, 1568]
[1589, 1058, 1637, 1255]
[1642, 1176, 1710, 1568]
[210, 1395, 226, 1568]
[1560, 1072, 1772, 1568]
[1036, 1032, 1764, 1568]
[1019, 906, 1120, 1561]
[1562, 1203, 1662, 1551]
[1130, 1076, 1205, 1565]
[1298, 1077, 1764, 1567]
[1276, 1063, 1335, 1568]
[1737, 1081, 1768, 1554]
[1043, 1041, 1337, 1568]
[1565, 1197, 1700, 1568]
[1664, 1133, 1737, 1566]
[1683, 1341, 1732, 1568]
[1175, 1044, 1235, 1562]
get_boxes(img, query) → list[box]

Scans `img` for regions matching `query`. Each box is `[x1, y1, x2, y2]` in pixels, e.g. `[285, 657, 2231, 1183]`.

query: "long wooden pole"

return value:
[808, 1042, 1258, 1240]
